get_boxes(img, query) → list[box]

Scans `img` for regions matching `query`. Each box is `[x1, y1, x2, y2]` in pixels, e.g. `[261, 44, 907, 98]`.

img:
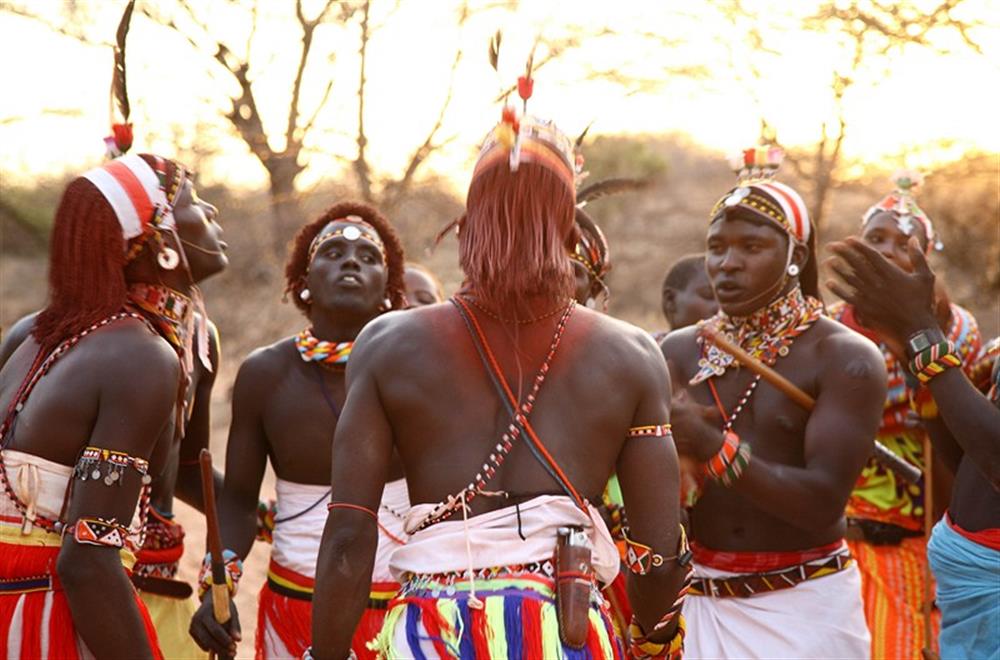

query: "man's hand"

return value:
[189, 594, 241, 658]
[826, 237, 939, 345]
[670, 389, 725, 462]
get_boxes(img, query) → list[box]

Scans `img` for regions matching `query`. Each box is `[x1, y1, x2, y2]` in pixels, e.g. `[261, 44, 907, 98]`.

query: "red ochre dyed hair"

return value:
[32, 154, 183, 350]
[284, 200, 407, 315]
[460, 160, 578, 312]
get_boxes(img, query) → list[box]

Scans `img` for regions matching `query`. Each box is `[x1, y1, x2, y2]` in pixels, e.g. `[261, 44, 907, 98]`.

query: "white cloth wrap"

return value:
[2, 449, 142, 538]
[683, 548, 870, 659]
[390, 494, 619, 585]
[272, 477, 410, 581]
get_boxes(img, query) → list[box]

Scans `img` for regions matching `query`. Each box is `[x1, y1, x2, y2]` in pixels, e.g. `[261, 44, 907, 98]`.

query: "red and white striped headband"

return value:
[82, 154, 174, 246]
[754, 181, 811, 244]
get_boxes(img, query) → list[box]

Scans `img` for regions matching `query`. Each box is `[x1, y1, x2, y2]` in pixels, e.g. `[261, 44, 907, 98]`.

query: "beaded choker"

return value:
[690, 286, 823, 385]
[295, 328, 352, 369]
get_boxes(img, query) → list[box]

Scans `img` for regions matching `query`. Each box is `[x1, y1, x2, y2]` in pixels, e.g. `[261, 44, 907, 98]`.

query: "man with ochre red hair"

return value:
[309, 99, 690, 656]
[0, 152, 225, 659]
[189, 201, 409, 660]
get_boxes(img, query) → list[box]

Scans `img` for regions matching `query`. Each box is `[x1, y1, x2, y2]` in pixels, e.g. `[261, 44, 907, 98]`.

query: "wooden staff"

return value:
[199, 449, 231, 659]
[703, 326, 923, 484]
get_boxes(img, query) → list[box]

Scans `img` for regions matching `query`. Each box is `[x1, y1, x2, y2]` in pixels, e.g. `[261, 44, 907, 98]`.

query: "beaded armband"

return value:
[623, 524, 692, 576]
[703, 431, 751, 487]
[908, 340, 961, 384]
[74, 447, 152, 487]
[628, 612, 687, 660]
[197, 549, 244, 598]
[72, 517, 129, 548]
[256, 499, 277, 544]
[627, 424, 673, 439]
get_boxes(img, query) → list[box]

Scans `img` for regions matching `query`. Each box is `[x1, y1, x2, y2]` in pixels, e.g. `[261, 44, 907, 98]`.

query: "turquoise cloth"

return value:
[927, 518, 1000, 660]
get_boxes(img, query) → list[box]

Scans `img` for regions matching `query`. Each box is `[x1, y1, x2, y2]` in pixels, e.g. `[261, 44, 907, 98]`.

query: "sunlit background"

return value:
[1, 0, 998, 189]
[2, 3, 998, 656]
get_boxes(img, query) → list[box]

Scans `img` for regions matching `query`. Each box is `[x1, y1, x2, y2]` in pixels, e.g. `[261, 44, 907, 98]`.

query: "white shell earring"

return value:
[157, 246, 180, 270]
[299, 288, 311, 302]
[787, 263, 800, 277]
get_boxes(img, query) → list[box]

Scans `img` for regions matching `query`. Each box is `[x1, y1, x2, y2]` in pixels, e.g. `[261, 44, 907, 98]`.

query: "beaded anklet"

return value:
[908, 340, 961, 384]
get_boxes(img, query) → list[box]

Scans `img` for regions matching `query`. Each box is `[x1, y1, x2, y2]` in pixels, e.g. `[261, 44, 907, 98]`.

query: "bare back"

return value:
[353, 301, 669, 512]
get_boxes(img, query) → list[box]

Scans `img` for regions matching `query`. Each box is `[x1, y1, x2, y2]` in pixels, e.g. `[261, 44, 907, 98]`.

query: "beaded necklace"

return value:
[690, 286, 823, 386]
[413, 300, 575, 531]
[295, 328, 352, 370]
[465, 294, 574, 326]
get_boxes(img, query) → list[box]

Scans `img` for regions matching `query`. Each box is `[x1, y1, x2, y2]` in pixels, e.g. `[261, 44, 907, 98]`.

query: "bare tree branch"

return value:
[382, 0, 469, 209]
[1, 4, 111, 47]
[353, 0, 373, 202]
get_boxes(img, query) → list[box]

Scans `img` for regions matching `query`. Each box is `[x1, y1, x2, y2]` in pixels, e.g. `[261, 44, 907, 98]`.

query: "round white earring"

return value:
[157, 246, 180, 270]
[299, 288, 311, 302]
[787, 263, 800, 277]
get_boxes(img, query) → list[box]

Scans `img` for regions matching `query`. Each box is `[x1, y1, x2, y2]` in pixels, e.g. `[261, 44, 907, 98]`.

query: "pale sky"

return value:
[1, 0, 998, 193]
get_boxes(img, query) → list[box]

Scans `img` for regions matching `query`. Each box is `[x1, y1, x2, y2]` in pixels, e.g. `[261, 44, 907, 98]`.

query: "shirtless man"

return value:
[660, 254, 717, 332]
[661, 149, 886, 658]
[403, 263, 444, 307]
[189, 202, 408, 660]
[0, 180, 228, 660]
[828, 236, 1000, 660]
[0, 153, 221, 658]
[826, 173, 982, 658]
[310, 111, 690, 659]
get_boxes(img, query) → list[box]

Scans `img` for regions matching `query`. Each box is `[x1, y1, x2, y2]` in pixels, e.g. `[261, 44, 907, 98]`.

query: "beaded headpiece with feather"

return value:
[862, 170, 941, 253]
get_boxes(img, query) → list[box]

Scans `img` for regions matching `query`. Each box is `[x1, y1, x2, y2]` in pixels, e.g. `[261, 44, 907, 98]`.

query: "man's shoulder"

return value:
[810, 316, 886, 380]
[240, 336, 297, 375]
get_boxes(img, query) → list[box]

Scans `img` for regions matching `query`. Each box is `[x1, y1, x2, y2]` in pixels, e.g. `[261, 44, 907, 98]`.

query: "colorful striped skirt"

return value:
[847, 536, 940, 659]
[257, 557, 398, 659]
[370, 570, 625, 659]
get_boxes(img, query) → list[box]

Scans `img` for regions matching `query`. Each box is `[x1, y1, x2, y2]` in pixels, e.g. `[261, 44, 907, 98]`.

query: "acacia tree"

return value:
[715, 0, 987, 230]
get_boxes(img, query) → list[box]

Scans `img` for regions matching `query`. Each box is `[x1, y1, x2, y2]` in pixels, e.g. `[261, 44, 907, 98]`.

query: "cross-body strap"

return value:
[451, 296, 587, 511]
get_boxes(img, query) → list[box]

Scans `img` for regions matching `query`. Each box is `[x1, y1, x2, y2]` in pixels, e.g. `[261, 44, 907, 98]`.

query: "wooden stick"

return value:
[921, 433, 938, 659]
[199, 450, 231, 628]
[703, 326, 923, 484]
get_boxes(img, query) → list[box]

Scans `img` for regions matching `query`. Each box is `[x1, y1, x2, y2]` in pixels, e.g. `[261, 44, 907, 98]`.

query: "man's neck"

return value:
[309, 307, 377, 343]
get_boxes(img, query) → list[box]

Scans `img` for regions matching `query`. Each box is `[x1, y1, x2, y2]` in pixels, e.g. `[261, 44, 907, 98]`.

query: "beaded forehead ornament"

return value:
[862, 170, 941, 254]
[307, 215, 386, 265]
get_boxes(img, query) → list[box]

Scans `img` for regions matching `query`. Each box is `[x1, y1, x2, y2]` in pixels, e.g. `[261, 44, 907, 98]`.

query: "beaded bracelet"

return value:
[908, 340, 961, 384]
[628, 613, 687, 660]
[72, 516, 129, 548]
[256, 499, 277, 544]
[703, 431, 751, 487]
[623, 524, 692, 576]
[197, 549, 244, 598]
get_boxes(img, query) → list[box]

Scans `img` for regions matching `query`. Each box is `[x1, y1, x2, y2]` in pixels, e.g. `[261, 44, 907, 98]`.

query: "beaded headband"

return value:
[307, 215, 386, 265]
[473, 31, 583, 195]
[862, 170, 940, 253]
[710, 146, 811, 244]
[81, 154, 187, 257]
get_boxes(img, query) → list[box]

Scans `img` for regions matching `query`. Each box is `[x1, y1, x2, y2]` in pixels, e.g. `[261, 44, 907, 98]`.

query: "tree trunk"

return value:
[267, 156, 305, 258]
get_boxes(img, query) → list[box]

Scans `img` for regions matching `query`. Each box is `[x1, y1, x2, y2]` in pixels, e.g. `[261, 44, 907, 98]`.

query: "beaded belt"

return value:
[0, 573, 56, 595]
[404, 560, 556, 588]
[689, 552, 853, 598]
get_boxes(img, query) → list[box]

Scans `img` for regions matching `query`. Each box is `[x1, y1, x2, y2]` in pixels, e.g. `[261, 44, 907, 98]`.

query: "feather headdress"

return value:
[105, 0, 136, 158]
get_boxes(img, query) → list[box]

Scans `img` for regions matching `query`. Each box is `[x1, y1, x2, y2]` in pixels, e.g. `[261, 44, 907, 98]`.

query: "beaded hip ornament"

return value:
[295, 328, 352, 369]
[690, 286, 823, 385]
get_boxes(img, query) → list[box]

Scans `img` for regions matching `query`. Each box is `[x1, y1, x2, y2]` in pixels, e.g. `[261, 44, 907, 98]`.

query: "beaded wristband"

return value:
[72, 516, 129, 548]
[629, 613, 687, 660]
[197, 549, 244, 598]
[704, 431, 751, 487]
[908, 341, 961, 384]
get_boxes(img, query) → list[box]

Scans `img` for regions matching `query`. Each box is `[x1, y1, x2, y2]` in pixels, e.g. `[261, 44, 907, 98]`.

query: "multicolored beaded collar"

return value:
[295, 328, 352, 369]
[690, 285, 823, 385]
[307, 215, 385, 266]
